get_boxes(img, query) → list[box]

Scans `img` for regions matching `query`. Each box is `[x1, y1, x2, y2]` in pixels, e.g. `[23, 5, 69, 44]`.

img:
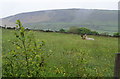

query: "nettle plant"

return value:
[3, 20, 47, 77]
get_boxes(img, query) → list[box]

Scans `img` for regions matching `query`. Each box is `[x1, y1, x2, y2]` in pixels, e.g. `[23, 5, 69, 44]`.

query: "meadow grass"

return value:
[0, 28, 2, 78]
[2, 28, 118, 77]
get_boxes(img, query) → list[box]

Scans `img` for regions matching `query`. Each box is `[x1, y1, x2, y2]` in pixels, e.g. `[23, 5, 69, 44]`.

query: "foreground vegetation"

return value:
[0, 28, 2, 78]
[2, 23, 118, 77]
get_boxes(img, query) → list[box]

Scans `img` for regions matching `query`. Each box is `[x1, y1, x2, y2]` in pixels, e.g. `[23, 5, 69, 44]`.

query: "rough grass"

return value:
[2, 29, 118, 77]
[0, 28, 2, 78]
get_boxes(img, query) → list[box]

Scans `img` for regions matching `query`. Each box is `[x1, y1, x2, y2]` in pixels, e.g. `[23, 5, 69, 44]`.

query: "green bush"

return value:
[68, 27, 99, 35]
[78, 27, 91, 34]
[2, 20, 46, 77]
[113, 32, 120, 37]
[59, 29, 66, 33]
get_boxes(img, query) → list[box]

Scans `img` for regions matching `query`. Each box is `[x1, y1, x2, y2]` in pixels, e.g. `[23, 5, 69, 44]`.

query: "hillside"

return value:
[2, 8, 118, 33]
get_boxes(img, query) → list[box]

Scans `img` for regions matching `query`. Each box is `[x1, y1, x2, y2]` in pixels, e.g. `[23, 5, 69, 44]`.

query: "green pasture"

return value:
[2, 28, 118, 77]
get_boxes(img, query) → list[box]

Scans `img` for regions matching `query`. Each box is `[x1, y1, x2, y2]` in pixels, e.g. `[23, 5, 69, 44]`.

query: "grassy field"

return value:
[2, 28, 118, 77]
[0, 28, 2, 78]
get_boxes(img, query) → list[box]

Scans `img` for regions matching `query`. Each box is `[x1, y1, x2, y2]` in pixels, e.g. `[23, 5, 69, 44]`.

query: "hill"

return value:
[2, 8, 118, 33]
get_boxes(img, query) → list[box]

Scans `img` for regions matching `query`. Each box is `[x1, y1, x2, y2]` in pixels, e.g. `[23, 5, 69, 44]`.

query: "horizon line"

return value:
[1, 8, 118, 19]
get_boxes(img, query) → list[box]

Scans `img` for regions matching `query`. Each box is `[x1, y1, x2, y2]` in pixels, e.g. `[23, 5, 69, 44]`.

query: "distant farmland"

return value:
[24, 22, 118, 34]
[2, 8, 118, 34]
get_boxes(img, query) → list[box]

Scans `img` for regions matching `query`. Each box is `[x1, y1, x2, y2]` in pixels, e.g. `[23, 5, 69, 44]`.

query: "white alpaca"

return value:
[85, 37, 94, 40]
[81, 34, 94, 40]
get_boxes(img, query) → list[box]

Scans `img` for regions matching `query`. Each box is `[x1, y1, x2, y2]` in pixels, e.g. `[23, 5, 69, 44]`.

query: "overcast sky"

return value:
[0, 0, 119, 18]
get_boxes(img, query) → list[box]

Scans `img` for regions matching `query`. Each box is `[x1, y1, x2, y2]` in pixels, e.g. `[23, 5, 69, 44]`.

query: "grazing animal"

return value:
[86, 37, 94, 40]
[81, 34, 94, 40]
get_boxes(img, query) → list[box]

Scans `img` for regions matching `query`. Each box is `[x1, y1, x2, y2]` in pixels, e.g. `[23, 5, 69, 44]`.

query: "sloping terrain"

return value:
[2, 8, 118, 33]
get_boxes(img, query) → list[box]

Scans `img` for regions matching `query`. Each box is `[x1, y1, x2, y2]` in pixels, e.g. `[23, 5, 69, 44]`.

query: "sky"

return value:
[0, 0, 119, 18]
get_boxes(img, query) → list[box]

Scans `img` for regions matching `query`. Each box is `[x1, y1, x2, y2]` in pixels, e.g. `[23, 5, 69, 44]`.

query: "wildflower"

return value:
[16, 46, 20, 49]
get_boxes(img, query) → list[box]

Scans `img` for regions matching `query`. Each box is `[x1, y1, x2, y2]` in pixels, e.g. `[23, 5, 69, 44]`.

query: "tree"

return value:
[78, 27, 91, 34]
[59, 28, 66, 33]
[68, 27, 99, 35]
[113, 32, 120, 37]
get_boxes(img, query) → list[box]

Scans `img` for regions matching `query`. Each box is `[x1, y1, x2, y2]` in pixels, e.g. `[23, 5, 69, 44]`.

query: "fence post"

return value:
[114, 53, 120, 78]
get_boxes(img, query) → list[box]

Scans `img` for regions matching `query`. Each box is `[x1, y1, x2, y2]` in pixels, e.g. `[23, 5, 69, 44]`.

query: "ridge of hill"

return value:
[2, 8, 118, 33]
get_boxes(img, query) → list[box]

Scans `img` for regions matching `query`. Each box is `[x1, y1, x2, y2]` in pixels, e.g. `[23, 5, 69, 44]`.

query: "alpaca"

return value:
[85, 37, 94, 40]
[81, 34, 94, 40]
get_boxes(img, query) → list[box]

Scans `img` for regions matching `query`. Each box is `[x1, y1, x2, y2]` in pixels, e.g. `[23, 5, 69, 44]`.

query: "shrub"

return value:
[59, 29, 66, 33]
[113, 32, 120, 37]
[2, 20, 46, 77]
[78, 27, 91, 35]
[68, 27, 99, 35]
